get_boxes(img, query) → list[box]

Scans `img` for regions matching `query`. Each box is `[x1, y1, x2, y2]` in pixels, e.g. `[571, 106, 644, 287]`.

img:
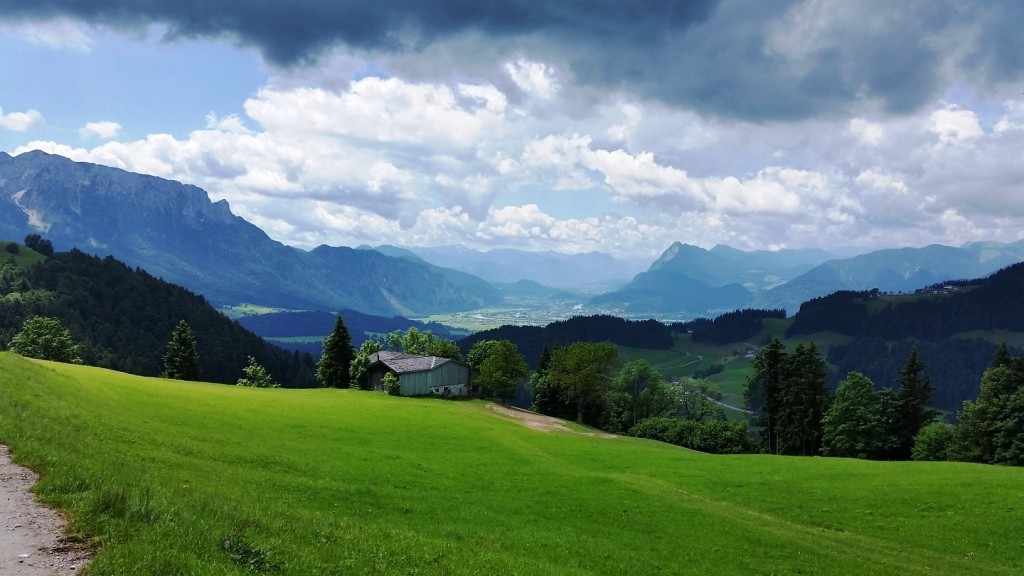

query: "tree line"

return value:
[460, 314, 673, 370]
[1, 242, 316, 386]
[671, 308, 786, 345]
[745, 337, 1024, 464]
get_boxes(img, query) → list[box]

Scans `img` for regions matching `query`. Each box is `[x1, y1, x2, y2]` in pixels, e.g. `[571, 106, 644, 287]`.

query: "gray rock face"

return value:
[0, 151, 499, 315]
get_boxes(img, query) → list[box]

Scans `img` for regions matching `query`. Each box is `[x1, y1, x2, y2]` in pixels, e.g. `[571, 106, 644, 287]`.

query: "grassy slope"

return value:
[1, 353, 1022, 575]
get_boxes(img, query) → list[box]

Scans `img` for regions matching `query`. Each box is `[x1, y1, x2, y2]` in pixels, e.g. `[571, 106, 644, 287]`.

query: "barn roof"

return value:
[370, 350, 460, 374]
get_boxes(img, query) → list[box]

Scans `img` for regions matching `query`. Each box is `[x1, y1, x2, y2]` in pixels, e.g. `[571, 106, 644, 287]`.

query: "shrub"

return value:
[912, 422, 957, 461]
[237, 356, 279, 388]
[629, 417, 751, 454]
[383, 372, 402, 396]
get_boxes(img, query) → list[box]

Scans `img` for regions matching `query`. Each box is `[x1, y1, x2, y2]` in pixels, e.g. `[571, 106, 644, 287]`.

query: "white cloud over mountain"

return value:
[3, 1, 1024, 259]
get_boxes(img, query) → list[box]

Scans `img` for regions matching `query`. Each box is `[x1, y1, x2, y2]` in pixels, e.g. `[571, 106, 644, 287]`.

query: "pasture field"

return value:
[1, 352, 1022, 575]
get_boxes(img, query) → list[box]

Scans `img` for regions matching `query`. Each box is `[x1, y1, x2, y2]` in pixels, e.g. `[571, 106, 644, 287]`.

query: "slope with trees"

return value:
[0, 244, 311, 386]
[461, 314, 673, 370]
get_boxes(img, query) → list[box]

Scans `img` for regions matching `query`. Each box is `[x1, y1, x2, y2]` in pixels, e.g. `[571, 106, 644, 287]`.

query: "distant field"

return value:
[2, 242, 47, 268]
[219, 303, 288, 318]
[2, 353, 1021, 575]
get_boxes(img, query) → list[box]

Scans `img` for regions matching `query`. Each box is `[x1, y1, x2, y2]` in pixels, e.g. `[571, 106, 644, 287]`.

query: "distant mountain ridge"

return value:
[590, 242, 830, 316]
[591, 240, 1024, 318]
[0, 150, 499, 316]
[755, 242, 1024, 313]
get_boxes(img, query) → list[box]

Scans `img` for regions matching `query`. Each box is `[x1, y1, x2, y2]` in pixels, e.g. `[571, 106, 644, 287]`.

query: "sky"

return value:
[1, 1, 1023, 263]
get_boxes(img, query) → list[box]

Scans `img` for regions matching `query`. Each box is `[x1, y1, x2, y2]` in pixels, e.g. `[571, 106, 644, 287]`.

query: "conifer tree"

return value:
[777, 343, 830, 456]
[745, 337, 787, 453]
[892, 347, 939, 459]
[317, 315, 354, 388]
[162, 320, 201, 381]
[237, 356, 279, 388]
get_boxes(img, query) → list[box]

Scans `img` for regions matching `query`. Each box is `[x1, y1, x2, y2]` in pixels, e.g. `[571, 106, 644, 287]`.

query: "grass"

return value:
[2, 242, 48, 268]
[2, 352, 1023, 575]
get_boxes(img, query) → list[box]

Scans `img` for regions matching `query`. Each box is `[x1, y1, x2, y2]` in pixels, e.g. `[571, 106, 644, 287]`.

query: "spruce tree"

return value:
[162, 320, 201, 381]
[745, 337, 787, 454]
[317, 315, 355, 388]
[777, 343, 829, 456]
[893, 347, 939, 459]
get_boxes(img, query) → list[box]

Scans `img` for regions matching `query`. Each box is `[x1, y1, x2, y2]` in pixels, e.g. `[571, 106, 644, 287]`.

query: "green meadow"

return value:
[1, 352, 1022, 575]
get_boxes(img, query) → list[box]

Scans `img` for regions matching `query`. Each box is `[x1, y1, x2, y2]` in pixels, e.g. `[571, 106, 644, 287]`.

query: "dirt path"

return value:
[486, 403, 617, 438]
[0, 445, 91, 575]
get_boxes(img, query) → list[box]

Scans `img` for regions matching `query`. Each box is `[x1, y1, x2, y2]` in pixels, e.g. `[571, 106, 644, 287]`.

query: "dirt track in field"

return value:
[0, 445, 91, 575]
[486, 403, 617, 438]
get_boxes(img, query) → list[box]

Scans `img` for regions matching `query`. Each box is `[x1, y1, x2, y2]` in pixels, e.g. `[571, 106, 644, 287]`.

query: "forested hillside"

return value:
[785, 263, 1024, 411]
[0, 244, 315, 386]
[460, 315, 673, 368]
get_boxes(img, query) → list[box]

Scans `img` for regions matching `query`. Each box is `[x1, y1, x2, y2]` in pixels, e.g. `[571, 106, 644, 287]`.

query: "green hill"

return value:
[0, 246, 313, 386]
[1, 353, 1021, 575]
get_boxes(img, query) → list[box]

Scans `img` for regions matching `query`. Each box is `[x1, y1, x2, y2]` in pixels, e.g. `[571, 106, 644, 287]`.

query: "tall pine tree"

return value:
[317, 315, 355, 388]
[892, 347, 939, 459]
[162, 320, 201, 381]
[745, 337, 787, 454]
[778, 343, 830, 456]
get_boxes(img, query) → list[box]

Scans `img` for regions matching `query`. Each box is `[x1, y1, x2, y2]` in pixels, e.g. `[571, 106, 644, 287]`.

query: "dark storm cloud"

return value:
[0, 0, 718, 63]
[3, 0, 1023, 121]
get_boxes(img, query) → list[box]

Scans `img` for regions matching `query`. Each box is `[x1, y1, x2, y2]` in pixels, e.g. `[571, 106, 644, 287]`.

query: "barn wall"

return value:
[399, 362, 470, 396]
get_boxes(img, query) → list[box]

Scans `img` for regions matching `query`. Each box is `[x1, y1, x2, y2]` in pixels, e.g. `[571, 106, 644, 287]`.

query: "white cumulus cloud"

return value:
[0, 106, 44, 132]
[81, 121, 122, 139]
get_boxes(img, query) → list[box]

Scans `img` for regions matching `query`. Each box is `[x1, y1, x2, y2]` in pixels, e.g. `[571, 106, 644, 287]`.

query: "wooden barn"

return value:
[367, 351, 471, 397]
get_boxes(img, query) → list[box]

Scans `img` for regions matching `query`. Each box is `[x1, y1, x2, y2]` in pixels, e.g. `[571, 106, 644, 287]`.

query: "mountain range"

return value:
[3, 150, 1024, 320]
[590, 240, 1024, 316]
[0, 151, 498, 316]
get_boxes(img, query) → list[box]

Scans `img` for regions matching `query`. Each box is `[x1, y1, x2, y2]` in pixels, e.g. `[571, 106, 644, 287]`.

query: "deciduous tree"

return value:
[821, 372, 894, 459]
[546, 342, 618, 424]
[349, 339, 383, 390]
[475, 339, 528, 400]
[9, 315, 82, 364]
[956, 354, 1024, 465]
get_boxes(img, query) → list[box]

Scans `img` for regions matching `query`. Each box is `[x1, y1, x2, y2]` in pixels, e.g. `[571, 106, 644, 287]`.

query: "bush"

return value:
[383, 372, 402, 396]
[4, 242, 18, 255]
[628, 417, 751, 455]
[237, 356, 279, 388]
[912, 422, 957, 461]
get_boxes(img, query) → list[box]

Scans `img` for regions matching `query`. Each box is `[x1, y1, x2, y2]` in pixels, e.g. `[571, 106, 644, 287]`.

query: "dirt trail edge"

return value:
[1, 445, 91, 575]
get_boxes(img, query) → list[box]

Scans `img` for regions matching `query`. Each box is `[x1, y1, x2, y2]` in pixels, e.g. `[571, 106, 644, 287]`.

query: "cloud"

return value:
[505, 57, 559, 100]
[12, 44, 1024, 260]
[7, 1, 1024, 121]
[81, 120, 122, 139]
[929, 105, 983, 146]
[1, 17, 92, 51]
[0, 106, 44, 131]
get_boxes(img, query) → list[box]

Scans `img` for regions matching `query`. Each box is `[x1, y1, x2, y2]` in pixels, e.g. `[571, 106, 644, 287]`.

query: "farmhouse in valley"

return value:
[367, 350, 471, 397]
